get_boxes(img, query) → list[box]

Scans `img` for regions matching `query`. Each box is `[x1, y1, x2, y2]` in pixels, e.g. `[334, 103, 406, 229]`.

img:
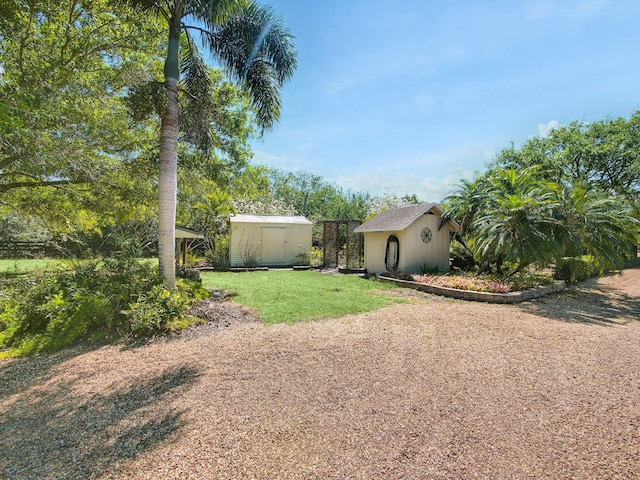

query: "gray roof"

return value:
[354, 203, 458, 233]
[175, 226, 205, 239]
[230, 214, 312, 225]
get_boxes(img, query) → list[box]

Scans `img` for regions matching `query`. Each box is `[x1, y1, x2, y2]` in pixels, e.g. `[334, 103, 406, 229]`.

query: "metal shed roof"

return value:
[353, 203, 460, 233]
[175, 226, 205, 239]
[230, 214, 312, 225]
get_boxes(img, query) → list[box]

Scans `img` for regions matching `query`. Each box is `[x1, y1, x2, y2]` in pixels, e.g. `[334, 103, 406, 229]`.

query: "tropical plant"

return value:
[554, 185, 638, 270]
[441, 175, 489, 258]
[473, 191, 560, 274]
[120, 0, 297, 288]
[444, 162, 638, 276]
[0, 256, 209, 357]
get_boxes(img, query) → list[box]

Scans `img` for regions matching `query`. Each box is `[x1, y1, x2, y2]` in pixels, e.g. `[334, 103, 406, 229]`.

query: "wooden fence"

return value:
[0, 241, 58, 258]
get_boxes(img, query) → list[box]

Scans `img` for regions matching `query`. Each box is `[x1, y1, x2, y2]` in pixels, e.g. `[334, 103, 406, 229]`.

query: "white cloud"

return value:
[333, 167, 475, 203]
[329, 144, 493, 202]
[251, 150, 316, 172]
[251, 145, 483, 202]
[537, 120, 561, 137]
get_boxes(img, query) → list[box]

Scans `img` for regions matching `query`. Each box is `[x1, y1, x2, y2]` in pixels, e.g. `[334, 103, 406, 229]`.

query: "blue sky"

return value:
[249, 0, 640, 202]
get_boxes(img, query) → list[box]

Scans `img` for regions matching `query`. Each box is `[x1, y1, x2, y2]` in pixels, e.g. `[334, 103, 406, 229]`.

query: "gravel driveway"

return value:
[1, 267, 639, 479]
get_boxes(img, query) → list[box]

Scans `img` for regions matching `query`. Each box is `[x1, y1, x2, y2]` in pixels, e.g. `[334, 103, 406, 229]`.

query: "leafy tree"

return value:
[268, 170, 326, 217]
[120, 0, 297, 288]
[325, 189, 371, 221]
[363, 192, 421, 220]
[229, 164, 273, 199]
[496, 113, 640, 200]
[0, 0, 164, 233]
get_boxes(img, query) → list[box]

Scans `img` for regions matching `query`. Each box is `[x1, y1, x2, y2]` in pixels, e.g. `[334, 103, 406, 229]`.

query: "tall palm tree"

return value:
[123, 0, 296, 288]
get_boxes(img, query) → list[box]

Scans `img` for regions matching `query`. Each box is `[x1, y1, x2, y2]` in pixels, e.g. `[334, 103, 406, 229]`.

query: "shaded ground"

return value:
[1, 268, 639, 479]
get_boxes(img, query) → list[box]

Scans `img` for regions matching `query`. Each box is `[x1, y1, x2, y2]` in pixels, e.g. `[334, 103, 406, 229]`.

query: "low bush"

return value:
[554, 256, 605, 283]
[206, 234, 230, 268]
[420, 264, 440, 275]
[0, 256, 209, 357]
[309, 247, 324, 267]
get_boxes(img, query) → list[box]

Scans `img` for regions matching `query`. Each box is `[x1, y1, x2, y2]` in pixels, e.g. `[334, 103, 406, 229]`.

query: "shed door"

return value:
[262, 227, 285, 264]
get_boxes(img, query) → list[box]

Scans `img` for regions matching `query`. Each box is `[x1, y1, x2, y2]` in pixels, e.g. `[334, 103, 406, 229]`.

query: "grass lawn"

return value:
[0, 258, 159, 274]
[0, 258, 70, 273]
[201, 270, 406, 324]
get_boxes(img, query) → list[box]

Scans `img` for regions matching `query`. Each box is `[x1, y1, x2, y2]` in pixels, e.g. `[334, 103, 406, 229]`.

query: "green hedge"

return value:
[554, 256, 605, 283]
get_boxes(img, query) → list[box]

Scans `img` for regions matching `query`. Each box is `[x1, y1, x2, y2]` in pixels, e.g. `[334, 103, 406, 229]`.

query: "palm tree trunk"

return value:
[453, 233, 476, 259]
[158, 24, 181, 290]
[158, 76, 179, 289]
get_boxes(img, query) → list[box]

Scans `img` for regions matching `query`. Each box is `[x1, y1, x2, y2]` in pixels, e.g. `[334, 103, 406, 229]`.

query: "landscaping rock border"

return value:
[378, 275, 566, 303]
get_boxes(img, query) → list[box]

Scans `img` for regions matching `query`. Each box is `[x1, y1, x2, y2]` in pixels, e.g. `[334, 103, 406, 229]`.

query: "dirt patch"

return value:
[178, 290, 261, 338]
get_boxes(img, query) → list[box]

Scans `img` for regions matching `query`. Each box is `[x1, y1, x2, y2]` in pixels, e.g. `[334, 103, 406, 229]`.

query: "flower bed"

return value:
[412, 274, 511, 293]
[379, 273, 565, 304]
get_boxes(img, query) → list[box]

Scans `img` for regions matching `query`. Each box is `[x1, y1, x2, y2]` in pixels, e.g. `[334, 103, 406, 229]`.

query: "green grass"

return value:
[0, 258, 70, 274]
[201, 270, 405, 324]
[0, 257, 158, 274]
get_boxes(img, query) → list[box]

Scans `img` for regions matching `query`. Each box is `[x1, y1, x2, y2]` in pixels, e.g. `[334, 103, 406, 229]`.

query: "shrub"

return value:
[0, 256, 209, 356]
[124, 284, 189, 338]
[420, 264, 440, 275]
[309, 247, 323, 267]
[205, 234, 230, 268]
[294, 252, 310, 266]
[554, 256, 605, 283]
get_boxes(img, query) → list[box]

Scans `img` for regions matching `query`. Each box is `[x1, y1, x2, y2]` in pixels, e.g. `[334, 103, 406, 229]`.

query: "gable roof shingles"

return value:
[353, 203, 443, 233]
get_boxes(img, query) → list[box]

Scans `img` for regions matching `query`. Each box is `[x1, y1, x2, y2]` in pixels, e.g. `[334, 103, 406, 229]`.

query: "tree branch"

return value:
[0, 179, 86, 193]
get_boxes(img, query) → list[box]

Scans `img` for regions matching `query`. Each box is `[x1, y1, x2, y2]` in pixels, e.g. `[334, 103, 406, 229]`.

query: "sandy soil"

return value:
[1, 267, 639, 479]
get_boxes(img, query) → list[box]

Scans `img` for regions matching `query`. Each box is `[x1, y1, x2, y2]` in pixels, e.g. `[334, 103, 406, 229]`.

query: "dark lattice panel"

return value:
[346, 221, 364, 269]
[323, 220, 363, 269]
[323, 221, 339, 267]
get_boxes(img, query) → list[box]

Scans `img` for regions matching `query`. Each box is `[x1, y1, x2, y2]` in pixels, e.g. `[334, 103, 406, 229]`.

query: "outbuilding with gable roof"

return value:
[229, 214, 313, 267]
[354, 203, 460, 275]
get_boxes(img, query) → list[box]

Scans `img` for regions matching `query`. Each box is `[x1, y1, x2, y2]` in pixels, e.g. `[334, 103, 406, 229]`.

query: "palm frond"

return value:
[178, 31, 216, 153]
[199, 1, 296, 130]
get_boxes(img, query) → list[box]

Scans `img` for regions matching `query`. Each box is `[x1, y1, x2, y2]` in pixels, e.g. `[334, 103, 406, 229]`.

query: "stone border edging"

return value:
[378, 275, 566, 304]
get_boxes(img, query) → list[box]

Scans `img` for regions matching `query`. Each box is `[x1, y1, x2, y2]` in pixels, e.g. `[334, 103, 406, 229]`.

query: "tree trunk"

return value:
[158, 76, 179, 289]
[158, 24, 181, 290]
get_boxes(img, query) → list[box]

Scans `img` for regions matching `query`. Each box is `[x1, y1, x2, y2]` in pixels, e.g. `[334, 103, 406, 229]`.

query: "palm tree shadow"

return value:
[520, 276, 640, 325]
[0, 343, 101, 402]
[1, 363, 198, 479]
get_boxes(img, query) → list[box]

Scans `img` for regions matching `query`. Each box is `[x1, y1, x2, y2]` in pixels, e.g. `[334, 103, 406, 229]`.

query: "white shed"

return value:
[229, 215, 313, 267]
[353, 203, 460, 274]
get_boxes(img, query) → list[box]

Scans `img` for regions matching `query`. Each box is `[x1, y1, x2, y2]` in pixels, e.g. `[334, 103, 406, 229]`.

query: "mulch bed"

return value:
[1, 268, 639, 479]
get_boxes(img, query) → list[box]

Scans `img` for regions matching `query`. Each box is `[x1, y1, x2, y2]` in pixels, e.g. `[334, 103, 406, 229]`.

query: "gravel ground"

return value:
[1, 268, 639, 479]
